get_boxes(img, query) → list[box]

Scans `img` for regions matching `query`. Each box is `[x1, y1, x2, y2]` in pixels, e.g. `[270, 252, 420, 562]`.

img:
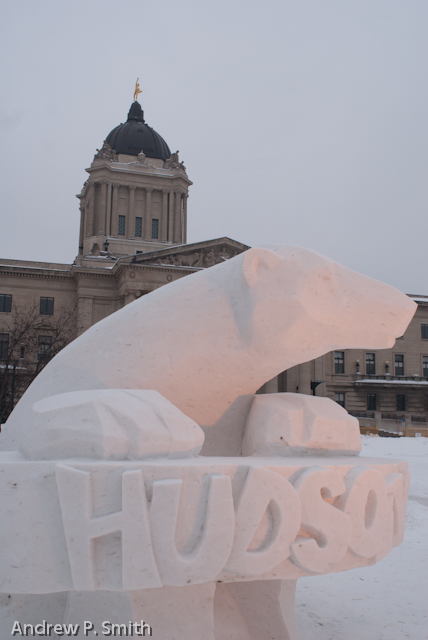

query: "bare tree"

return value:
[0, 304, 77, 423]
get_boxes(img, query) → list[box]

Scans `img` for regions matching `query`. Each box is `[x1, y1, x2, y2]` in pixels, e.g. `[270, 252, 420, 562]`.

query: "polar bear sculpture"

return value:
[5, 246, 416, 439]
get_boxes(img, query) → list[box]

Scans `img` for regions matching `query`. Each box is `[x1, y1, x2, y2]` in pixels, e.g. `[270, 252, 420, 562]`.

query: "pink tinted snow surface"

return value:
[295, 435, 428, 640]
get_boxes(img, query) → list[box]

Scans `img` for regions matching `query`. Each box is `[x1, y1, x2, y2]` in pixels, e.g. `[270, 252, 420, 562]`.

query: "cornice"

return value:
[112, 262, 198, 277]
[85, 164, 192, 187]
[0, 268, 73, 281]
[71, 268, 116, 280]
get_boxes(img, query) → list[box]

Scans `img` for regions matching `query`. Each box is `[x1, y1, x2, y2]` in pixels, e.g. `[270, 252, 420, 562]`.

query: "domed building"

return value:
[76, 100, 193, 262]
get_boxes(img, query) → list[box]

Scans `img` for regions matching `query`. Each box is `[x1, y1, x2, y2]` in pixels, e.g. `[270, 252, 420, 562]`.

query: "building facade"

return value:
[1, 98, 427, 433]
[260, 296, 428, 435]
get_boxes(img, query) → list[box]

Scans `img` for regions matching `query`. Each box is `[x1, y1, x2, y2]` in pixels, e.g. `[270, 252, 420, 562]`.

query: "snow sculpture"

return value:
[241, 392, 362, 456]
[5, 246, 415, 438]
[20, 389, 204, 460]
[0, 246, 415, 639]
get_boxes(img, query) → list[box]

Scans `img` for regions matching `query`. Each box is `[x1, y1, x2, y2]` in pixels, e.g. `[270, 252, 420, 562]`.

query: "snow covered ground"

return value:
[295, 436, 428, 640]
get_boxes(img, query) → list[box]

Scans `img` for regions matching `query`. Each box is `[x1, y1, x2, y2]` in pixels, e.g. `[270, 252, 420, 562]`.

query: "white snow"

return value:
[408, 297, 428, 304]
[359, 378, 428, 386]
[295, 435, 428, 640]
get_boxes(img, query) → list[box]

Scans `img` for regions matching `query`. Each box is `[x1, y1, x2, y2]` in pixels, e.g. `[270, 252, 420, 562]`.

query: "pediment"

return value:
[130, 237, 250, 269]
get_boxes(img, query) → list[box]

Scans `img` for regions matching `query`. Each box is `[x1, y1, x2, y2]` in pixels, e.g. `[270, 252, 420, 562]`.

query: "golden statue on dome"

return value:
[133, 78, 142, 102]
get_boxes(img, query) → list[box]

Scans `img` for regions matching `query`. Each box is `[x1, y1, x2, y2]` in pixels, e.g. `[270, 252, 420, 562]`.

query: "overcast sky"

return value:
[1, 0, 426, 293]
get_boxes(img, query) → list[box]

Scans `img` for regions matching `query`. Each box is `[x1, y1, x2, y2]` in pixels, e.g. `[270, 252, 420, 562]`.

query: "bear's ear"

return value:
[242, 248, 282, 287]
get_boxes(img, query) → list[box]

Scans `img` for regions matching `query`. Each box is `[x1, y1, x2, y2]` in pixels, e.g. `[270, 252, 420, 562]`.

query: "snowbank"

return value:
[295, 436, 428, 639]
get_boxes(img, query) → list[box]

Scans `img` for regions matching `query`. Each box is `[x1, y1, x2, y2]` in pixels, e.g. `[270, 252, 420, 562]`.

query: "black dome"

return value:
[105, 102, 171, 160]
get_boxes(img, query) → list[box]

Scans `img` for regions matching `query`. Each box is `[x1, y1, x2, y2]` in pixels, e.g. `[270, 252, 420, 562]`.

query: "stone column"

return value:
[144, 188, 153, 239]
[78, 204, 85, 254]
[161, 190, 168, 242]
[106, 182, 112, 236]
[98, 180, 107, 235]
[263, 377, 279, 394]
[168, 190, 175, 242]
[174, 191, 182, 243]
[124, 292, 137, 305]
[111, 183, 119, 237]
[77, 297, 94, 336]
[183, 194, 188, 244]
[128, 186, 136, 237]
[86, 182, 95, 237]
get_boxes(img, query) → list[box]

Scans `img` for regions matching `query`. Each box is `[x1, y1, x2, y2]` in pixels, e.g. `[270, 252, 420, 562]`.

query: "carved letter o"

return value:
[335, 467, 387, 559]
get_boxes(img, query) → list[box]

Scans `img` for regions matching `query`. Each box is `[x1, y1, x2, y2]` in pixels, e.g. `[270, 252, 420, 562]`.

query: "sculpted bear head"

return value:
[237, 246, 416, 366]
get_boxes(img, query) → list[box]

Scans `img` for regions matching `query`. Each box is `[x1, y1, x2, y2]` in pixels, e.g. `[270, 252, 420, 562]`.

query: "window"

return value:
[0, 294, 12, 313]
[20, 346, 25, 359]
[37, 336, 52, 363]
[366, 353, 376, 375]
[422, 325, 428, 340]
[0, 333, 9, 360]
[423, 356, 428, 378]
[152, 218, 159, 239]
[367, 394, 377, 411]
[396, 394, 406, 412]
[334, 351, 345, 374]
[40, 297, 54, 315]
[335, 393, 345, 408]
[136, 251, 142, 254]
[394, 354, 404, 376]
[118, 215, 126, 236]
[135, 217, 142, 237]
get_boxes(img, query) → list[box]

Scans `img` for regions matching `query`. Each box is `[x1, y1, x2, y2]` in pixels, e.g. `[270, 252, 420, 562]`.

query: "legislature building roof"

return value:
[105, 101, 171, 160]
